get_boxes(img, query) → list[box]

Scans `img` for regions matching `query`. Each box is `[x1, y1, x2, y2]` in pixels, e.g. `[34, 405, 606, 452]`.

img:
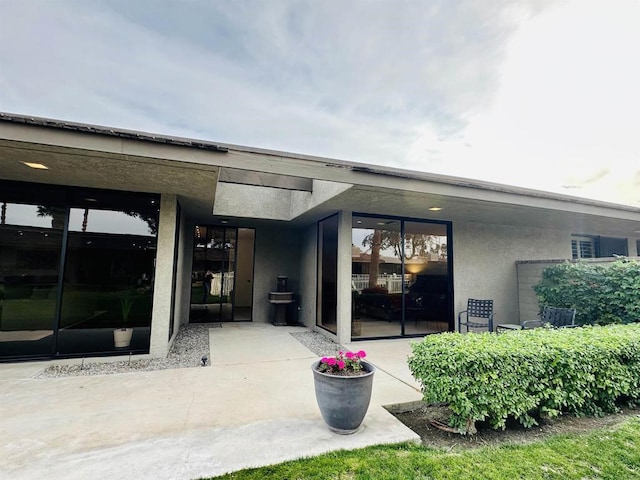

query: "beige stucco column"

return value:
[336, 210, 352, 344]
[149, 194, 178, 358]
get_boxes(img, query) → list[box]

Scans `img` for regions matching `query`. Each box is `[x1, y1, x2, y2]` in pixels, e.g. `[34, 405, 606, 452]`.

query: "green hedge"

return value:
[408, 324, 640, 434]
[534, 259, 640, 325]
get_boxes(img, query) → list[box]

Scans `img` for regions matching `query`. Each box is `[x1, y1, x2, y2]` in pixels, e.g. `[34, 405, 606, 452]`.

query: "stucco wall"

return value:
[516, 261, 556, 324]
[298, 223, 318, 328]
[517, 256, 640, 324]
[452, 221, 570, 329]
[253, 224, 302, 323]
[149, 194, 178, 358]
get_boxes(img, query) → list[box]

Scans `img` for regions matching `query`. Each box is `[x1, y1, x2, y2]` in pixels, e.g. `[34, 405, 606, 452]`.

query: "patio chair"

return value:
[458, 299, 494, 333]
[521, 306, 577, 329]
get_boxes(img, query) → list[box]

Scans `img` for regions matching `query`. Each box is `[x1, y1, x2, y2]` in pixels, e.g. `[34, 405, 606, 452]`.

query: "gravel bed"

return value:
[35, 323, 212, 378]
[33, 325, 344, 378]
[289, 331, 345, 357]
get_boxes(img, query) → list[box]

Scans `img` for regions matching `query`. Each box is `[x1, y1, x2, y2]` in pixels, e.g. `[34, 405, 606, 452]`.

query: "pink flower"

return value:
[316, 350, 368, 375]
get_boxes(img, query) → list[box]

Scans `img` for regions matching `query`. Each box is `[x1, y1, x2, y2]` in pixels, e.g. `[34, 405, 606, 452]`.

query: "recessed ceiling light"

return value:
[220, 219, 229, 224]
[356, 220, 362, 224]
[22, 162, 49, 170]
[429, 207, 442, 211]
[84, 198, 98, 202]
[376, 222, 386, 226]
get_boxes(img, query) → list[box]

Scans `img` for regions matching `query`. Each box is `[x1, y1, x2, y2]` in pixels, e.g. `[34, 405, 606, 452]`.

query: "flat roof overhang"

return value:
[1, 112, 640, 236]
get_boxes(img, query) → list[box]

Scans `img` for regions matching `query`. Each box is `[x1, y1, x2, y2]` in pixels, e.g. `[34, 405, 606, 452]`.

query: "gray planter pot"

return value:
[311, 360, 375, 434]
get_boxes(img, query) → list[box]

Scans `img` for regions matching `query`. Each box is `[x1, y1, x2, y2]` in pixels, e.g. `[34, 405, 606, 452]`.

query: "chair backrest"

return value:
[467, 299, 494, 318]
[540, 306, 576, 327]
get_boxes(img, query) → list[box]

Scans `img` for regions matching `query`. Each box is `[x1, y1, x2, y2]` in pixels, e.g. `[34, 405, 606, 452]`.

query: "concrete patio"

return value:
[0, 323, 425, 480]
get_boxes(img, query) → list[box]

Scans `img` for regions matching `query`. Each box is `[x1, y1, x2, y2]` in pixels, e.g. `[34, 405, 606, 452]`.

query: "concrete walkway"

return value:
[0, 323, 425, 480]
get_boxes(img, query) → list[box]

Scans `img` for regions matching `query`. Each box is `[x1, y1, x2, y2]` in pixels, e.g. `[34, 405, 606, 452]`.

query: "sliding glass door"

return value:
[351, 215, 451, 339]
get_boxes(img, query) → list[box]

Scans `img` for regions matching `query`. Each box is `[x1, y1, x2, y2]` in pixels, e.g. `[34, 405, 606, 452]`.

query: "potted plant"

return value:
[311, 350, 375, 434]
[114, 287, 137, 348]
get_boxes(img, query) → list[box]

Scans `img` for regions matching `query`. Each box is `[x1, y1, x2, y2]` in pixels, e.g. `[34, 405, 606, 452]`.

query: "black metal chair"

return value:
[521, 306, 577, 329]
[458, 299, 495, 333]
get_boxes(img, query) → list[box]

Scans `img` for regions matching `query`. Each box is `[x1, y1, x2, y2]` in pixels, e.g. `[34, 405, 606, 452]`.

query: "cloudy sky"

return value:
[1, 0, 639, 205]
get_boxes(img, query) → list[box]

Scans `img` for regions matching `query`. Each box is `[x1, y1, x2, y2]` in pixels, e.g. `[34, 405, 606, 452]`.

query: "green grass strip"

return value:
[205, 417, 640, 480]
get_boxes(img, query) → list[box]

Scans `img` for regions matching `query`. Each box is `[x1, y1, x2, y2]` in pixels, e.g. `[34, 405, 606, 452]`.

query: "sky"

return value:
[1, 0, 639, 206]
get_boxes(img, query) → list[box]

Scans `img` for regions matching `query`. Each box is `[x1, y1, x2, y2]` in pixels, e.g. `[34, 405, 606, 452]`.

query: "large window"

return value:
[0, 181, 159, 361]
[56, 207, 157, 355]
[0, 201, 64, 358]
[352, 215, 451, 338]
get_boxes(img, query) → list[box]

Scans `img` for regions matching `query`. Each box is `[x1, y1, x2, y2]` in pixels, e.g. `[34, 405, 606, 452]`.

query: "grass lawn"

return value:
[205, 417, 640, 480]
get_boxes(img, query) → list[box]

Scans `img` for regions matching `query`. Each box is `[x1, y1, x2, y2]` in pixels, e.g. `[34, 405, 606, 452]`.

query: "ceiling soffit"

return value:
[0, 139, 219, 220]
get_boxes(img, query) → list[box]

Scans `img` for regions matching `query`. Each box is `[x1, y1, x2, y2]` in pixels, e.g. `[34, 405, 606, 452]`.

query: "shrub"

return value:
[408, 324, 640, 434]
[534, 259, 640, 325]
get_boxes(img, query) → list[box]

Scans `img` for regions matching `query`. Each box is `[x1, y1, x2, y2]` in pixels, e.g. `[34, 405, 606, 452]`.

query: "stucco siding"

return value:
[252, 225, 302, 323]
[298, 223, 318, 328]
[516, 262, 553, 324]
[453, 221, 569, 329]
[149, 194, 178, 357]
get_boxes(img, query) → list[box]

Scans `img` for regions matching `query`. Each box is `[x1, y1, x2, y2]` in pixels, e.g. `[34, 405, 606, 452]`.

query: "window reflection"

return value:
[0, 202, 63, 357]
[57, 208, 157, 355]
[351, 216, 451, 338]
[1, 204, 64, 229]
[1, 180, 160, 360]
[351, 218, 403, 337]
[68, 208, 156, 235]
[403, 222, 449, 335]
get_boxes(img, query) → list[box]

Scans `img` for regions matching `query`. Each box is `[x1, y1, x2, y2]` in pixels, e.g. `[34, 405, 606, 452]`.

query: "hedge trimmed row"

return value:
[535, 259, 640, 325]
[408, 324, 640, 434]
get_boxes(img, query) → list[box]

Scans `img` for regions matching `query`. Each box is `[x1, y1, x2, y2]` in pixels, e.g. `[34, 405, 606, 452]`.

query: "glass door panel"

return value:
[317, 215, 339, 334]
[0, 203, 63, 359]
[403, 221, 450, 335]
[209, 228, 236, 321]
[351, 216, 402, 338]
[190, 226, 252, 322]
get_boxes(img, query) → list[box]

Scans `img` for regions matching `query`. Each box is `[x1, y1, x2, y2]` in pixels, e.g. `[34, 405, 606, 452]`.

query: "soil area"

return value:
[391, 402, 640, 450]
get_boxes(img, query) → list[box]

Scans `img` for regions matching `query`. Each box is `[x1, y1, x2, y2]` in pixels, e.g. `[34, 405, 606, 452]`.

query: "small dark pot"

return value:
[311, 360, 375, 434]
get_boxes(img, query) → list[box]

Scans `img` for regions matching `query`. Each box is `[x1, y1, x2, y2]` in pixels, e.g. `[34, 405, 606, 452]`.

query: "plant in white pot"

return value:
[312, 350, 375, 434]
[114, 287, 137, 348]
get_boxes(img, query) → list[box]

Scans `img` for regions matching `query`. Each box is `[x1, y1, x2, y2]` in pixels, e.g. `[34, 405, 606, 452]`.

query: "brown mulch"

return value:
[391, 402, 640, 450]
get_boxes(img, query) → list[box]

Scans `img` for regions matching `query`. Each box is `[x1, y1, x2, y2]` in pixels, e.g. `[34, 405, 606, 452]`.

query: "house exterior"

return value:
[1, 112, 639, 362]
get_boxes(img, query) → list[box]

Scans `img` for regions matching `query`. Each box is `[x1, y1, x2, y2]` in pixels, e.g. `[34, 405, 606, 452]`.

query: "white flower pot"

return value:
[113, 328, 133, 348]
